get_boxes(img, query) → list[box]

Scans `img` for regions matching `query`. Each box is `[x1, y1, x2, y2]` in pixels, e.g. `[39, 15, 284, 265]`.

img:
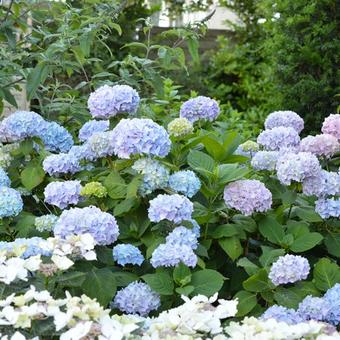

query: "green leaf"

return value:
[237, 258, 259, 276]
[234, 290, 257, 316]
[324, 234, 340, 258]
[187, 37, 199, 65]
[175, 285, 194, 296]
[14, 212, 36, 237]
[313, 258, 340, 291]
[219, 237, 243, 261]
[173, 263, 191, 286]
[114, 198, 137, 216]
[295, 207, 323, 223]
[290, 232, 323, 252]
[259, 246, 285, 268]
[191, 269, 224, 296]
[20, 162, 45, 190]
[82, 268, 117, 306]
[258, 216, 285, 245]
[243, 269, 270, 292]
[274, 287, 303, 309]
[104, 171, 127, 199]
[126, 175, 142, 198]
[187, 150, 215, 178]
[58, 271, 86, 287]
[232, 215, 257, 233]
[142, 272, 174, 295]
[27, 63, 50, 100]
[112, 272, 138, 287]
[0, 87, 17, 107]
[217, 164, 249, 184]
[201, 135, 225, 160]
[211, 224, 239, 238]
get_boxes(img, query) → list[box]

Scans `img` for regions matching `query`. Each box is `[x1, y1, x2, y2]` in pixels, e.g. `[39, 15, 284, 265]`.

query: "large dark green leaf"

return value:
[219, 237, 243, 261]
[187, 150, 215, 178]
[104, 171, 127, 199]
[258, 216, 285, 245]
[324, 234, 340, 258]
[20, 162, 45, 190]
[27, 63, 50, 100]
[290, 232, 323, 252]
[142, 272, 174, 295]
[234, 290, 257, 316]
[313, 258, 340, 291]
[243, 269, 270, 292]
[191, 269, 224, 296]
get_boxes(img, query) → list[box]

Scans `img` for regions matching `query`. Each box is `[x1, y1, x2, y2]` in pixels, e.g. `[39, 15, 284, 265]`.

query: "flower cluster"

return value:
[0, 146, 12, 168]
[168, 170, 201, 198]
[235, 140, 259, 157]
[269, 254, 310, 286]
[44, 180, 81, 209]
[0, 167, 10, 187]
[88, 84, 140, 118]
[132, 158, 170, 196]
[54, 206, 120, 245]
[297, 296, 329, 322]
[34, 214, 59, 232]
[112, 244, 144, 266]
[80, 181, 107, 198]
[261, 305, 303, 325]
[43, 153, 81, 177]
[223, 179, 272, 216]
[180, 96, 220, 123]
[78, 119, 110, 142]
[322, 113, 340, 140]
[86, 131, 114, 158]
[113, 282, 160, 316]
[111, 118, 171, 159]
[251, 150, 279, 171]
[302, 170, 340, 197]
[0, 186, 23, 218]
[264, 110, 304, 133]
[148, 194, 193, 223]
[167, 117, 193, 137]
[300, 134, 339, 158]
[315, 198, 340, 219]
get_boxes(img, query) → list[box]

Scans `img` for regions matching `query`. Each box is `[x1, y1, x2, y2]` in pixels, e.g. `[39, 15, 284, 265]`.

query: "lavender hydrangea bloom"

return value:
[88, 85, 140, 118]
[261, 305, 304, 325]
[0, 168, 10, 187]
[251, 151, 279, 171]
[264, 110, 304, 133]
[276, 152, 321, 185]
[269, 254, 310, 286]
[223, 179, 272, 216]
[68, 144, 96, 162]
[169, 170, 201, 198]
[148, 194, 193, 223]
[86, 131, 115, 159]
[302, 170, 340, 197]
[111, 118, 171, 159]
[298, 296, 329, 321]
[190, 219, 201, 238]
[166, 226, 198, 249]
[132, 158, 169, 196]
[322, 114, 340, 140]
[324, 284, 340, 325]
[78, 120, 109, 142]
[112, 244, 144, 266]
[315, 198, 340, 219]
[44, 180, 81, 209]
[257, 127, 300, 151]
[39, 122, 74, 153]
[300, 134, 339, 158]
[0, 111, 45, 142]
[0, 187, 23, 218]
[180, 96, 220, 123]
[43, 153, 81, 177]
[150, 243, 197, 268]
[54, 206, 119, 245]
[113, 282, 160, 316]
[34, 214, 59, 232]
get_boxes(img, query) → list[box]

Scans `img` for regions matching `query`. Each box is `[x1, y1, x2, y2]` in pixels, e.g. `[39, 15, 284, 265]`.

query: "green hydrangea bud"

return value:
[35, 214, 58, 232]
[0, 149, 12, 169]
[167, 118, 193, 137]
[240, 140, 259, 152]
[80, 181, 107, 198]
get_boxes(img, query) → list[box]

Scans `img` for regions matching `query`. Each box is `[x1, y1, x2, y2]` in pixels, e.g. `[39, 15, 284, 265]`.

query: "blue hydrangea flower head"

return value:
[88, 84, 140, 118]
[165, 226, 198, 249]
[44, 180, 81, 209]
[38, 121, 74, 153]
[180, 96, 220, 123]
[0, 168, 11, 187]
[269, 254, 310, 286]
[68, 144, 96, 162]
[264, 111, 304, 133]
[78, 120, 110, 142]
[169, 170, 201, 198]
[113, 282, 160, 316]
[251, 151, 279, 171]
[302, 170, 340, 197]
[132, 158, 170, 196]
[54, 206, 119, 245]
[111, 118, 171, 159]
[0, 187, 23, 218]
[43, 153, 81, 177]
[315, 198, 340, 219]
[324, 283, 340, 325]
[112, 244, 144, 266]
[297, 295, 329, 321]
[261, 305, 304, 325]
[148, 194, 193, 223]
[190, 219, 201, 238]
[223, 179, 272, 216]
[34, 214, 59, 232]
[257, 127, 300, 151]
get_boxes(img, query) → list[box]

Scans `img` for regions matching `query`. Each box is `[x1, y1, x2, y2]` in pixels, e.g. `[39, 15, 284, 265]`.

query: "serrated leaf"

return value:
[187, 150, 215, 178]
[313, 258, 340, 291]
[234, 290, 257, 316]
[219, 237, 243, 261]
[173, 263, 191, 286]
[258, 216, 285, 245]
[243, 269, 269, 292]
[142, 272, 174, 295]
[290, 232, 323, 252]
[324, 234, 340, 258]
[21, 163, 45, 190]
[191, 269, 224, 296]
[237, 258, 259, 276]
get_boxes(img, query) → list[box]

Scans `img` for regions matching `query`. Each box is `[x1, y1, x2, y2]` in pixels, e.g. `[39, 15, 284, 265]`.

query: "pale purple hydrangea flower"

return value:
[78, 120, 109, 142]
[315, 198, 340, 219]
[168, 170, 201, 198]
[148, 194, 193, 223]
[54, 206, 119, 245]
[87, 131, 115, 158]
[0, 168, 11, 187]
[180, 96, 220, 123]
[302, 170, 340, 197]
[264, 110, 304, 133]
[0, 187, 23, 218]
[297, 296, 329, 321]
[300, 134, 339, 158]
[322, 114, 340, 140]
[68, 144, 96, 162]
[44, 180, 81, 209]
[261, 305, 304, 325]
[112, 244, 144, 266]
[43, 153, 81, 177]
[223, 179, 272, 216]
[251, 151, 279, 171]
[113, 282, 160, 316]
[269, 254, 310, 286]
[165, 226, 198, 249]
[324, 284, 340, 325]
[111, 118, 171, 159]
[257, 127, 300, 151]
[88, 84, 140, 118]
[150, 243, 197, 268]
[276, 152, 321, 185]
